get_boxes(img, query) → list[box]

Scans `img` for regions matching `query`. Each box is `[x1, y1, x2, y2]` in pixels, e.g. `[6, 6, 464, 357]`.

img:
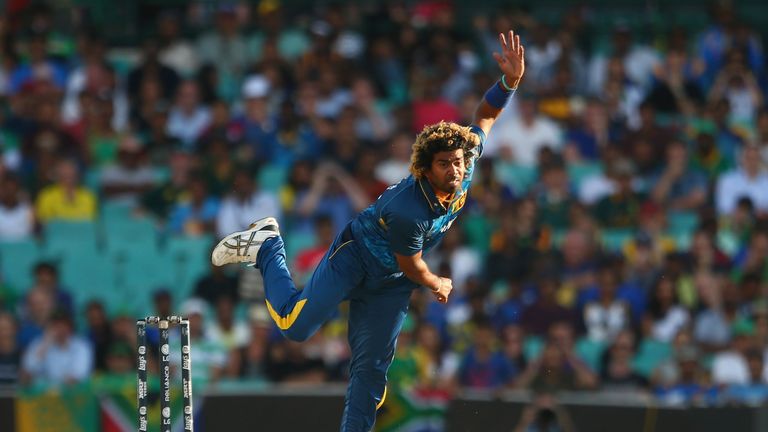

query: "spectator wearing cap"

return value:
[35, 158, 97, 223]
[166, 80, 211, 148]
[238, 74, 278, 161]
[100, 134, 157, 205]
[716, 145, 768, 216]
[20, 309, 93, 386]
[0, 173, 33, 240]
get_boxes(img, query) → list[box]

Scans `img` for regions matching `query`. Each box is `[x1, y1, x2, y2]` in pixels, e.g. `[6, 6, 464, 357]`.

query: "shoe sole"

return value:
[212, 217, 280, 266]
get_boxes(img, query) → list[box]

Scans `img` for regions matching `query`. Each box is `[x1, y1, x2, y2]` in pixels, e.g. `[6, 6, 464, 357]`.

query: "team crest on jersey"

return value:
[449, 192, 467, 213]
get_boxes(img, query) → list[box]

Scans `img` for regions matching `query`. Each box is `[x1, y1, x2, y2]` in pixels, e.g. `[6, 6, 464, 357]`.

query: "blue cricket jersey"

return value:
[350, 126, 485, 273]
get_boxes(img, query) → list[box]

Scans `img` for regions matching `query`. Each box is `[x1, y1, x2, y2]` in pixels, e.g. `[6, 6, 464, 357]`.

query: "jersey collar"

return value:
[417, 177, 448, 215]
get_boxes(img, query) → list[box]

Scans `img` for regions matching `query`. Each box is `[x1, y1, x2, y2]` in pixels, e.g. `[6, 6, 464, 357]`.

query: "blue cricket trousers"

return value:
[256, 223, 415, 432]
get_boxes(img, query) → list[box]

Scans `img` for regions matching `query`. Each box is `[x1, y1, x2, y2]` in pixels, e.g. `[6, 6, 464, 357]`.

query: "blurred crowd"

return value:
[0, 0, 767, 410]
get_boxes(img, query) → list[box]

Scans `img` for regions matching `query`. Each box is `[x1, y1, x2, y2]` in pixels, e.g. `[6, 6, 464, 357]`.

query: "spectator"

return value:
[31, 261, 73, 314]
[515, 338, 598, 392]
[650, 141, 708, 211]
[266, 338, 327, 384]
[35, 158, 97, 223]
[411, 321, 459, 389]
[501, 324, 528, 372]
[216, 167, 281, 237]
[694, 277, 744, 351]
[207, 293, 250, 352]
[457, 318, 515, 390]
[588, 26, 661, 94]
[8, 32, 67, 94]
[127, 38, 180, 104]
[167, 176, 219, 235]
[196, 6, 250, 102]
[513, 394, 576, 432]
[375, 131, 416, 186]
[103, 341, 134, 375]
[171, 298, 227, 384]
[294, 161, 368, 234]
[716, 145, 768, 216]
[723, 348, 768, 405]
[711, 321, 765, 385]
[166, 80, 211, 148]
[600, 329, 647, 390]
[100, 134, 157, 205]
[20, 309, 93, 386]
[16, 287, 55, 350]
[581, 263, 631, 342]
[226, 306, 272, 382]
[194, 261, 240, 306]
[484, 95, 563, 166]
[352, 148, 388, 203]
[652, 344, 714, 405]
[0, 173, 33, 240]
[0, 312, 20, 385]
[592, 159, 645, 228]
[292, 214, 335, 285]
[84, 300, 113, 373]
[521, 275, 577, 337]
[157, 11, 200, 76]
[642, 276, 690, 343]
[533, 157, 575, 230]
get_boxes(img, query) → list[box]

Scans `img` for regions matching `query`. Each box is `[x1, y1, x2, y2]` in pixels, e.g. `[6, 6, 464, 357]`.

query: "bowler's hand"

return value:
[493, 30, 525, 88]
[432, 277, 453, 303]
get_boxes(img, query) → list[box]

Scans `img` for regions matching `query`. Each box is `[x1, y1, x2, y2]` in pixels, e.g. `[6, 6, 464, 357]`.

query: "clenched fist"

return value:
[431, 277, 453, 303]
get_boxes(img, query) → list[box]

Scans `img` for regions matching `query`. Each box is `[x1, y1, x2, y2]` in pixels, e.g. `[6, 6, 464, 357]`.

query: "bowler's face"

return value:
[426, 149, 465, 194]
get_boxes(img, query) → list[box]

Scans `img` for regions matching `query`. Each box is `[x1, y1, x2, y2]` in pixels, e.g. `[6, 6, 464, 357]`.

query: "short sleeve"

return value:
[468, 125, 486, 159]
[387, 211, 427, 256]
[465, 125, 486, 180]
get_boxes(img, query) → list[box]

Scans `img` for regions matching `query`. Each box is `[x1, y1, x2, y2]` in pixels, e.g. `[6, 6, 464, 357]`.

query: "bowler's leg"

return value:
[258, 235, 362, 342]
[340, 288, 412, 432]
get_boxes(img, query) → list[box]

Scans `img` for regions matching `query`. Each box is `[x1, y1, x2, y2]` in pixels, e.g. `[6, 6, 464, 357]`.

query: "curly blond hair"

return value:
[409, 121, 480, 179]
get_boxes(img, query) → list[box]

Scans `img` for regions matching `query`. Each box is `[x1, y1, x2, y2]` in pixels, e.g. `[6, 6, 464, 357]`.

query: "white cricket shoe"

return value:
[211, 217, 280, 266]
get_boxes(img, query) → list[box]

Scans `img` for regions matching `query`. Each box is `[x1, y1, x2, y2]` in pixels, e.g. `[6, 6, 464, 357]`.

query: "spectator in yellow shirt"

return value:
[35, 159, 97, 223]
